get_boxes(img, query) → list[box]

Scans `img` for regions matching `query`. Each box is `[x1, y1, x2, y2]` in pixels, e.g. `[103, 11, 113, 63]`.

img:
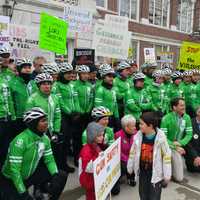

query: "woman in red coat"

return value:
[79, 122, 105, 200]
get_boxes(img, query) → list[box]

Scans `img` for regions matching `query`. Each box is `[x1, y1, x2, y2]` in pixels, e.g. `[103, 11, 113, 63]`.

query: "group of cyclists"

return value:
[0, 44, 200, 200]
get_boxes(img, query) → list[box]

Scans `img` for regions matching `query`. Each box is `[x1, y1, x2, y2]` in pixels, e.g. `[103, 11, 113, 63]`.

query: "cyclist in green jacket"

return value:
[161, 98, 192, 182]
[162, 67, 172, 92]
[180, 70, 197, 117]
[94, 64, 120, 131]
[53, 63, 79, 172]
[0, 47, 15, 83]
[124, 72, 152, 121]
[167, 71, 184, 103]
[0, 63, 16, 169]
[72, 65, 94, 166]
[114, 61, 131, 118]
[82, 106, 114, 146]
[11, 58, 32, 135]
[0, 107, 67, 200]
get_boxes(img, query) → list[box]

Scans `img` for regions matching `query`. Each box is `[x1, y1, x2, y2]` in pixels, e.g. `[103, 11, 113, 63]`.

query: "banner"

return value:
[63, 6, 93, 33]
[157, 52, 174, 63]
[93, 138, 121, 200]
[144, 48, 156, 64]
[9, 24, 54, 61]
[92, 22, 130, 59]
[177, 41, 200, 70]
[0, 15, 9, 48]
[73, 48, 95, 66]
[39, 13, 68, 54]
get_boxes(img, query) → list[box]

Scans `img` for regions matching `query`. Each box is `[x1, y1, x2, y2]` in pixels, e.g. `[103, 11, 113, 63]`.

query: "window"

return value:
[96, 0, 106, 8]
[149, 0, 169, 27]
[129, 41, 138, 60]
[177, 0, 193, 33]
[118, 0, 137, 20]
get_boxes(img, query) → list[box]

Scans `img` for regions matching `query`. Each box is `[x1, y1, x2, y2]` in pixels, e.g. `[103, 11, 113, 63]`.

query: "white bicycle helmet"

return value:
[126, 59, 136, 65]
[35, 73, 53, 84]
[98, 64, 112, 74]
[100, 67, 115, 77]
[41, 63, 60, 75]
[117, 61, 131, 71]
[91, 106, 112, 119]
[171, 71, 182, 79]
[182, 70, 193, 77]
[16, 58, 32, 67]
[152, 70, 163, 78]
[134, 72, 146, 80]
[0, 46, 11, 55]
[23, 107, 47, 124]
[59, 63, 73, 73]
[76, 65, 90, 73]
[162, 68, 172, 76]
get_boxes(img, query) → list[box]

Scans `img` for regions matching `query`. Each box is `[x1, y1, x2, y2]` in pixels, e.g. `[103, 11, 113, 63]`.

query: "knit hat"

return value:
[86, 122, 105, 144]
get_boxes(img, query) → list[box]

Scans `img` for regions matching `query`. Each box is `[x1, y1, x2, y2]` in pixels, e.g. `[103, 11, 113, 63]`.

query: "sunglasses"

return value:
[0, 53, 10, 58]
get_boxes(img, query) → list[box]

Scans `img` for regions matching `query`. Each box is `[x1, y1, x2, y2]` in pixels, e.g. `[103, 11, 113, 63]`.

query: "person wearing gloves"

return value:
[73, 65, 94, 165]
[0, 107, 67, 200]
[127, 112, 171, 200]
[82, 106, 114, 147]
[79, 122, 105, 200]
[111, 115, 137, 195]
[26, 73, 63, 171]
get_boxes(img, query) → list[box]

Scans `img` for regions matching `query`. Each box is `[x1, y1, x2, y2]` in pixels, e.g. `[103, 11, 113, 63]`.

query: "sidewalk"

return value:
[60, 167, 200, 200]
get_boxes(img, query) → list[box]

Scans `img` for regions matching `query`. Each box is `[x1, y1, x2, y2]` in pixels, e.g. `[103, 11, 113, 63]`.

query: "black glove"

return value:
[51, 132, 64, 144]
[46, 172, 67, 195]
[19, 191, 34, 200]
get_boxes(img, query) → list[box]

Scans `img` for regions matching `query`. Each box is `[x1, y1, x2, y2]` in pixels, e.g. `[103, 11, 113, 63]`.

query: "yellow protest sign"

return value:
[177, 41, 200, 70]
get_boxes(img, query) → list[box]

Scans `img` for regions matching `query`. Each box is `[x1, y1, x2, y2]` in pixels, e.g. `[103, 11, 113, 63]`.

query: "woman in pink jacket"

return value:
[111, 115, 137, 195]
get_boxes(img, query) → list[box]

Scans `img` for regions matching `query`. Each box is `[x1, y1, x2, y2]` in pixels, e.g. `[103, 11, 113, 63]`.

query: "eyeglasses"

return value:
[0, 53, 10, 58]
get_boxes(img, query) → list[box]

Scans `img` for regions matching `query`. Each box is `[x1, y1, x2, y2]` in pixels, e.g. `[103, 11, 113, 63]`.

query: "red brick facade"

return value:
[97, 0, 200, 66]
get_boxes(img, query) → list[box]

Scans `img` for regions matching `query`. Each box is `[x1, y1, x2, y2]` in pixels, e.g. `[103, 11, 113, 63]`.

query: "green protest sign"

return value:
[39, 12, 68, 54]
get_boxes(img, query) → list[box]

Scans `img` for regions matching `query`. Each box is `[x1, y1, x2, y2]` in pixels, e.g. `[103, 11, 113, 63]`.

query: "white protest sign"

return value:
[157, 52, 174, 63]
[105, 14, 128, 31]
[0, 15, 9, 48]
[63, 6, 93, 33]
[93, 138, 121, 200]
[9, 24, 54, 61]
[144, 48, 156, 64]
[92, 22, 130, 59]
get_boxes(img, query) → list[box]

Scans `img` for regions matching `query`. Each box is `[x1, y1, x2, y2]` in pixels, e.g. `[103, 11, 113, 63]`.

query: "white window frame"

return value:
[96, 0, 108, 9]
[118, 0, 138, 21]
[177, 0, 195, 33]
[149, 0, 170, 28]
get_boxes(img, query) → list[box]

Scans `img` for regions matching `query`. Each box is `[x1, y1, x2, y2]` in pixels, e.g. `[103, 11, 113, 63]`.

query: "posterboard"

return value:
[144, 48, 156, 64]
[0, 15, 9, 48]
[73, 48, 95, 66]
[93, 138, 121, 200]
[9, 24, 54, 61]
[177, 41, 200, 70]
[39, 13, 68, 54]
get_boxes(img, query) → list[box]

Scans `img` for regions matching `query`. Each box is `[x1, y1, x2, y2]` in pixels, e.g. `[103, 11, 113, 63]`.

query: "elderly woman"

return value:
[185, 107, 200, 172]
[111, 115, 137, 195]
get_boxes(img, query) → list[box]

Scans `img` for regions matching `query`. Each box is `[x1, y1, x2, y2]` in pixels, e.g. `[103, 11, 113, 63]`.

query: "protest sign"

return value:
[177, 41, 200, 70]
[63, 6, 93, 33]
[93, 138, 121, 200]
[73, 48, 95, 66]
[144, 48, 156, 64]
[0, 15, 9, 48]
[105, 14, 128, 31]
[157, 52, 174, 63]
[39, 13, 68, 54]
[9, 24, 54, 61]
[92, 22, 130, 59]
